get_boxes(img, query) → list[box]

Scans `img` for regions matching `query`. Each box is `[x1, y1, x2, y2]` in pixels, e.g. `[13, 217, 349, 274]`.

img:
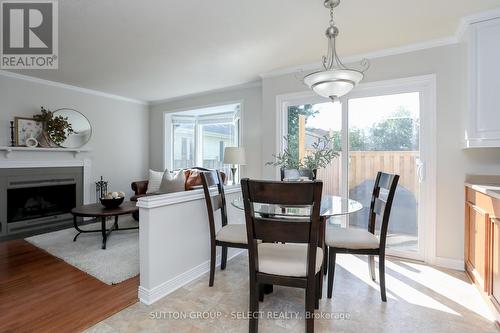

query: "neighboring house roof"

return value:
[202, 124, 233, 136]
[305, 127, 329, 148]
[174, 124, 233, 140]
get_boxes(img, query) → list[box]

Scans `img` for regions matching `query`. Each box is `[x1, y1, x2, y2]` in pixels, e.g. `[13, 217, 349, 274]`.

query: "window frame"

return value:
[164, 102, 242, 172]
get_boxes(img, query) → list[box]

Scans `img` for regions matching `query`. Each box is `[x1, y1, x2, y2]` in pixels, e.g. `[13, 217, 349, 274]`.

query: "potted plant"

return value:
[33, 107, 74, 147]
[267, 134, 339, 180]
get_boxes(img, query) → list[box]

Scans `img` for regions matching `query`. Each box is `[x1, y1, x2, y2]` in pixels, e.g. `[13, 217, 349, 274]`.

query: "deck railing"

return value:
[315, 151, 420, 195]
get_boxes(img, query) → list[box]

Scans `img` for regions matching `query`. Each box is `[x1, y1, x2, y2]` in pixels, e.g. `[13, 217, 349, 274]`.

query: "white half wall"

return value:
[137, 185, 244, 305]
[0, 73, 149, 200]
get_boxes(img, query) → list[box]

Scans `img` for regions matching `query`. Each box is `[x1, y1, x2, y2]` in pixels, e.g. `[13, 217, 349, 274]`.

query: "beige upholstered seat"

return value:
[257, 243, 323, 277]
[216, 224, 247, 244]
[326, 228, 379, 250]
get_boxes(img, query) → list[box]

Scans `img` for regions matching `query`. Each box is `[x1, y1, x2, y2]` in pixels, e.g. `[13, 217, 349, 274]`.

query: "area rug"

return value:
[25, 217, 139, 285]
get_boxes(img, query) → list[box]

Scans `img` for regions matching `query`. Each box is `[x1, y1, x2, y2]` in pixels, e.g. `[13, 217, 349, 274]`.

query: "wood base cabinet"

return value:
[465, 186, 500, 316]
[465, 199, 488, 291]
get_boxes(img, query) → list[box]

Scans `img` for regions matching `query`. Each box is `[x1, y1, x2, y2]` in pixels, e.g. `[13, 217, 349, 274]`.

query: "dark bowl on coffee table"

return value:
[100, 197, 124, 209]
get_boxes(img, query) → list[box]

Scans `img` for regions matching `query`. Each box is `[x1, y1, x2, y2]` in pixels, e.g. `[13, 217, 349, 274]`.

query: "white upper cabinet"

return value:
[465, 17, 500, 148]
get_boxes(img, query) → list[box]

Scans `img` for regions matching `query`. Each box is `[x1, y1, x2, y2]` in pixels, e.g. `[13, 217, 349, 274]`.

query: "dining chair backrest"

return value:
[241, 179, 323, 274]
[201, 170, 228, 239]
[368, 172, 400, 249]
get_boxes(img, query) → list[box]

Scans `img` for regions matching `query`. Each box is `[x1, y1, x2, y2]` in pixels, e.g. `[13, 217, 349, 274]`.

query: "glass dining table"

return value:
[231, 195, 363, 220]
[231, 195, 363, 296]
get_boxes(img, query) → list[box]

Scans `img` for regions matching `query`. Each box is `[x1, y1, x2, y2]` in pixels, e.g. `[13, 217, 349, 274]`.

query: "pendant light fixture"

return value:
[304, 0, 369, 101]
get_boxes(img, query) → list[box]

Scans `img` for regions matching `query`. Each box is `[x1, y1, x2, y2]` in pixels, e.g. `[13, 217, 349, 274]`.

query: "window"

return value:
[172, 120, 195, 169]
[201, 123, 237, 169]
[166, 103, 240, 177]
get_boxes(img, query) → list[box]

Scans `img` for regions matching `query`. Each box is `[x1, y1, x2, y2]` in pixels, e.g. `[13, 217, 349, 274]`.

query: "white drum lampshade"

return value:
[223, 147, 246, 184]
[223, 147, 246, 165]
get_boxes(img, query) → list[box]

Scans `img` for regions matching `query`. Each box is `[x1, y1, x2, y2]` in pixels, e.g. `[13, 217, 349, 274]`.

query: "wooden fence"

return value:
[316, 151, 420, 196]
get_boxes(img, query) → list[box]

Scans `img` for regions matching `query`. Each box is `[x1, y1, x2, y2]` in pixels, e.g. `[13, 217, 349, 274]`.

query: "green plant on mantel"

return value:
[33, 107, 74, 146]
[266, 134, 339, 171]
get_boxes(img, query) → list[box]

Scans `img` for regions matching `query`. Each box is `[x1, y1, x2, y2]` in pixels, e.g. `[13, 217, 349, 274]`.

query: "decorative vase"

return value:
[280, 168, 317, 181]
[25, 134, 38, 148]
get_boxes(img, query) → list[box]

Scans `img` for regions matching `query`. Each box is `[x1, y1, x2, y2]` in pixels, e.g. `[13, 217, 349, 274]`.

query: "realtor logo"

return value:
[1, 0, 58, 69]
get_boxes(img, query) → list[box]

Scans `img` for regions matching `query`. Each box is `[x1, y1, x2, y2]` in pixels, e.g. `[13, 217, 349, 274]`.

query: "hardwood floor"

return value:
[0, 239, 139, 333]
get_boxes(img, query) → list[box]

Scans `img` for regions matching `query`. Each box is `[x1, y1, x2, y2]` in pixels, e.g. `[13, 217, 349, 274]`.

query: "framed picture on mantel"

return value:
[14, 117, 43, 147]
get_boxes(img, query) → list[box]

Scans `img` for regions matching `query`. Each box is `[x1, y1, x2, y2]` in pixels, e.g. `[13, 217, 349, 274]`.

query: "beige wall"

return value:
[0, 74, 149, 199]
[149, 84, 263, 179]
[261, 44, 500, 262]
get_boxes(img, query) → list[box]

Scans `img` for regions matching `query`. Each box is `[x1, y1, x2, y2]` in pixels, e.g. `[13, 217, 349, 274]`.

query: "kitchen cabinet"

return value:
[464, 16, 500, 148]
[465, 185, 500, 315]
[465, 193, 488, 291]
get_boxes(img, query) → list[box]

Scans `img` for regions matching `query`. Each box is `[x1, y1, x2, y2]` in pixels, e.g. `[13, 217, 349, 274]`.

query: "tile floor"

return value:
[86, 254, 498, 333]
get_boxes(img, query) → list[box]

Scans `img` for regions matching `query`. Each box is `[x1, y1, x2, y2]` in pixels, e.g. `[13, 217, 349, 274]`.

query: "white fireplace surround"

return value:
[0, 159, 92, 204]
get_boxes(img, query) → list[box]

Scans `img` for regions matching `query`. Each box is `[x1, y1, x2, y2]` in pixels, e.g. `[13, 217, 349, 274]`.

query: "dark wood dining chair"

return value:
[241, 178, 324, 333]
[201, 170, 248, 287]
[325, 171, 399, 302]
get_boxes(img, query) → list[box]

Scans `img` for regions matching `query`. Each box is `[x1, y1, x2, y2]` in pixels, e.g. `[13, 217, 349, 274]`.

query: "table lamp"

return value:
[223, 147, 246, 184]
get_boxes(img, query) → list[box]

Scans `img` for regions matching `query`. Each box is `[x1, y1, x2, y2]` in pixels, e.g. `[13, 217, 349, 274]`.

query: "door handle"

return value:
[416, 158, 425, 183]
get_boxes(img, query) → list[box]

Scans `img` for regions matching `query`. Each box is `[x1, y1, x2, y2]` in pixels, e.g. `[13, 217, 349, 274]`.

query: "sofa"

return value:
[131, 167, 226, 202]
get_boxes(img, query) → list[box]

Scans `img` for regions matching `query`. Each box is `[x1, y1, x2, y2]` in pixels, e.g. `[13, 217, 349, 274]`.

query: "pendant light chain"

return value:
[303, 0, 370, 101]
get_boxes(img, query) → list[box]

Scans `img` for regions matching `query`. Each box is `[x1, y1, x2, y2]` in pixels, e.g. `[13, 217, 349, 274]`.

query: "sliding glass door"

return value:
[279, 76, 435, 261]
[347, 92, 421, 257]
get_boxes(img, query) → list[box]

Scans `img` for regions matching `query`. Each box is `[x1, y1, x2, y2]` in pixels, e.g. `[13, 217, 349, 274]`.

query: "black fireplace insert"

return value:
[7, 184, 76, 223]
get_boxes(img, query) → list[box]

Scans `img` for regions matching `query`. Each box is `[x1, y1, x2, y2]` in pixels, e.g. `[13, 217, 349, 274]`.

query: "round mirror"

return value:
[52, 109, 92, 148]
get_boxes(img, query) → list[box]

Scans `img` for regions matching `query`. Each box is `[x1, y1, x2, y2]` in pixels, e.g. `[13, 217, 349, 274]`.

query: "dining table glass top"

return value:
[231, 195, 363, 218]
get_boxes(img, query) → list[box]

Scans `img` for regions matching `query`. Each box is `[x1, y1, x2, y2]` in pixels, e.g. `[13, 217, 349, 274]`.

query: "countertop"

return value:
[465, 182, 500, 200]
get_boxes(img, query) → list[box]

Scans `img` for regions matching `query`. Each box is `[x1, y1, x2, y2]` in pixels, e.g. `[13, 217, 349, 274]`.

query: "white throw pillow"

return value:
[146, 169, 164, 194]
[159, 169, 186, 194]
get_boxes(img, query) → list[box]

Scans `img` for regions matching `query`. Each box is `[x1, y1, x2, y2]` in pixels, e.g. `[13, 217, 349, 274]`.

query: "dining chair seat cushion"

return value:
[326, 228, 379, 249]
[216, 224, 247, 244]
[257, 243, 323, 277]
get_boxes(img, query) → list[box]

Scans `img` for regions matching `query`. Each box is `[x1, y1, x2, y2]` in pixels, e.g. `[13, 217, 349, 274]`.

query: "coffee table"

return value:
[71, 201, 139, 249]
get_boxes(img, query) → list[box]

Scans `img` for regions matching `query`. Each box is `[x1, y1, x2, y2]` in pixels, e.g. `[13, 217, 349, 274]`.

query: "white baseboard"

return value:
[433, 256, 464, 271]
[138, 250, 245, 305]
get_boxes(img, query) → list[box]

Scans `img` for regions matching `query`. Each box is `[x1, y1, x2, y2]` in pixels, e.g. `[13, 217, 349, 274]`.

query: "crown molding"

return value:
[260, 7, 500, 79]
[0, 70, 148, 105]
[150, 80, 262, 106]
[260, 36, 457, 79]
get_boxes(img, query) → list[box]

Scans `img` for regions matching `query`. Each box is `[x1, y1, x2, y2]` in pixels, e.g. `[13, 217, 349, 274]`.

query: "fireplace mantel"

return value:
[0, 146, 91, 158]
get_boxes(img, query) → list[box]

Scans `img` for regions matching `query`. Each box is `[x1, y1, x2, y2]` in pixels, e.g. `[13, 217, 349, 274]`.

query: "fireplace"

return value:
[0, 167, 83, 239]
[8, 184, 76, 223]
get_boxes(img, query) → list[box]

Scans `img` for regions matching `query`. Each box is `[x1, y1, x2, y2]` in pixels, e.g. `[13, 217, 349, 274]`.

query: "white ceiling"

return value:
[9, 0, 500, 102]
